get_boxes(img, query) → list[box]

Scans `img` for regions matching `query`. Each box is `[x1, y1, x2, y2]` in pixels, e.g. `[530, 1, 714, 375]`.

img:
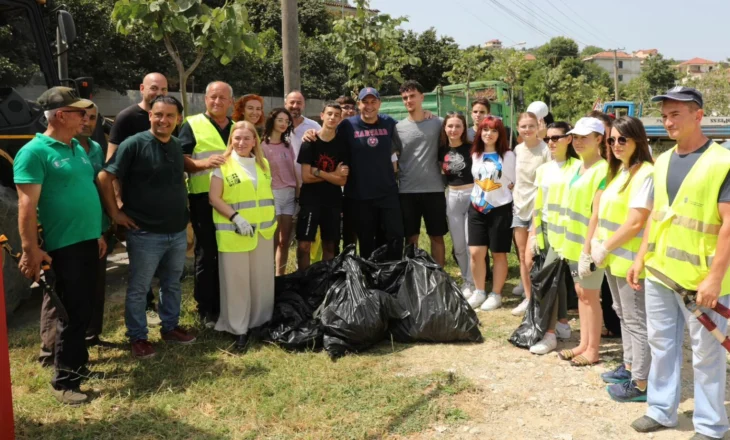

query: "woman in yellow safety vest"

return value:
[556, 117, 608, 367]
[209, 121, 277, 350]
[525, 121, 581, 355]
[589, 116, 654, 402]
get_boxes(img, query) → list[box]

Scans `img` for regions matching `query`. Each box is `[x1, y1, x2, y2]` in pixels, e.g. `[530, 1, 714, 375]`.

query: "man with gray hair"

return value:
[13, 87, 103, 405]
[178, 81, 232, 327]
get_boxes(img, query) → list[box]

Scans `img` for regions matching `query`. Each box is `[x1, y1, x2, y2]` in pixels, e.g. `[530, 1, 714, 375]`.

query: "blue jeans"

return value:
[125, 229, 187, 341]
[645, 279, 730, 438]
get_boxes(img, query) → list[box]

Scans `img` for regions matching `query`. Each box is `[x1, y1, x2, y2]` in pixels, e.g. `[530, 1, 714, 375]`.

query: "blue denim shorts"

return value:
[511, 216, 531, 229]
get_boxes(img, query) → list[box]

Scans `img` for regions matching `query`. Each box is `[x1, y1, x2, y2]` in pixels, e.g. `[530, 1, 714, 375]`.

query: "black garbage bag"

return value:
[366, 245, 408, 294]
[389, 246, 483, 343]
[319, 255, 409, 360]
[255, 290, 324, 350]
[508, 256, 573, 349]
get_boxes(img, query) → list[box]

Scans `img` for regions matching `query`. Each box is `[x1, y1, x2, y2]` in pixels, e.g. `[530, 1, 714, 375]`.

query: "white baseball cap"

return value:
[526, 101, 549, 120]
[568, 117, 605, 136]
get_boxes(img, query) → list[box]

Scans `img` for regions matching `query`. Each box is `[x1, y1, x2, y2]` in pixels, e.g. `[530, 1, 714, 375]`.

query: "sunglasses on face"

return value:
[543, 134, 569, 143]
[607, 136, 629, 147]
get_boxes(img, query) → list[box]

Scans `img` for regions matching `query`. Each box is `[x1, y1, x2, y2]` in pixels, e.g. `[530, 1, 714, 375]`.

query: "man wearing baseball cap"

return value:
[13, 87, 104, 405]
[628, 86, 730, 439]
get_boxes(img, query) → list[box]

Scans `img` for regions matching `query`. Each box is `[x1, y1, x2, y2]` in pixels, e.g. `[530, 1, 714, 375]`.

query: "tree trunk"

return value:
[281, 0, 301, 94]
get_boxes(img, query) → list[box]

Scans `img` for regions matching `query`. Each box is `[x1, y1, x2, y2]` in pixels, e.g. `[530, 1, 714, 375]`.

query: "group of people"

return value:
[11, 72, 730, 440]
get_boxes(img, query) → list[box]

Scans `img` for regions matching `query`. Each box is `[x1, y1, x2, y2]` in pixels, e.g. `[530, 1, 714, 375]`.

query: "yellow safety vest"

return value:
[645, 142, 730, 294]
[212, 157, 277, 252]
[533, 158, 582, 252]
[186, 113, 231, 194]
[595, 162, 654, 277]
[558, 159, 608, 262]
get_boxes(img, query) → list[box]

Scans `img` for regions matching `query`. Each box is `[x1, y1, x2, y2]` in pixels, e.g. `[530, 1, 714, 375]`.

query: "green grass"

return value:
[9, 226, 522, 439]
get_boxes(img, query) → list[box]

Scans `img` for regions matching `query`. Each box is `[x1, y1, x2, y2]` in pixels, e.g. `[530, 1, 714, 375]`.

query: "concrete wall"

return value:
[586, 58, 642, 83]
[17, 87, 326, 120]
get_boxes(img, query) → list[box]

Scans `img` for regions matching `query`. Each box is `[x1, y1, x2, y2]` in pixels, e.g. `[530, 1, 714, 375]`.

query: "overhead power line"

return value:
[508, 0, 591, 47]
[454, 0, 518, 45]
[551, 0, 624, 49]
[483, 0, 554, 40]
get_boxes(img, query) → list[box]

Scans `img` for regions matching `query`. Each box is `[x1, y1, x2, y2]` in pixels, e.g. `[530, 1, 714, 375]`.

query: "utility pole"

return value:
[612, 47, 625, 101]
[281, 0, 301, 94]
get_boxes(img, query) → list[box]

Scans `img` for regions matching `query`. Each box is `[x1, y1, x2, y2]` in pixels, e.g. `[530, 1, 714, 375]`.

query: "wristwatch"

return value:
[313, 168, 321, 177]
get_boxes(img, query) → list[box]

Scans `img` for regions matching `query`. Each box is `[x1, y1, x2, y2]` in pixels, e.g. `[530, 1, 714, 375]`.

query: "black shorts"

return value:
[467, 203, 513, 252]
[400, 192, 448, 237]
[296, 205, 342, 242]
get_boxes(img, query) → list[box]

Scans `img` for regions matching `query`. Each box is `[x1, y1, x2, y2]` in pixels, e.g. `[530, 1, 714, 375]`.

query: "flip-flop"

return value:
[558, 349, 576, 361]
[570, 355, 600, 367]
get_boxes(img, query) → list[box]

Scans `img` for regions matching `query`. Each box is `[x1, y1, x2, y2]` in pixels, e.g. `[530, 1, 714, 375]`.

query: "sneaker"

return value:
[203, 312, 218, 329]
[608, 380, 647, 403]
[555, 322, 572, 340]
[512, 281, 524, 297]
[479, 292, 502, 311]
[461, 284, 474, 300]
[601, 364, 631, 384]
[146, 310, 162, 327]
[468, 290, 488, 308]
[529, 332, 557, 355]
[131, 339, 157, 359]
[631, 415, 666, 433]
[51, 387, 89, 405]
[690, 433, 723, 440]
[161, 327, 197, 345]
[511, 298, 529, 316]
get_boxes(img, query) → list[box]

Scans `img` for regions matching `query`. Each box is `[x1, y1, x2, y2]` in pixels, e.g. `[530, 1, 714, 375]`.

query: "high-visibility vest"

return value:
[558, 159, 608, 262]
[186, 114, 231, 194]
[212, 157, 277, 252]
[533, 158, 582, 252]
[645, 142, 730, 294]
[595, 162, 654, 277]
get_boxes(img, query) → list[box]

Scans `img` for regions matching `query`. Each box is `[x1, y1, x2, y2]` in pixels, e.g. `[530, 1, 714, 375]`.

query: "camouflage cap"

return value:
[37, 86, 93, 111]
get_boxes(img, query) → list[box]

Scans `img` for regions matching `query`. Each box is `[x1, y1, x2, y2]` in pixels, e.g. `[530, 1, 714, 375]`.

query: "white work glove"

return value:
[232, 214, 254, 237]
[528, 235, 540, 256]
[590, 238, 609, 267]
[578, 252, 594, 279]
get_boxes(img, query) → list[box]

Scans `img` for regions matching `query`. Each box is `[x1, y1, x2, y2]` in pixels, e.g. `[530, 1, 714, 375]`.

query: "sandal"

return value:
[570, 355, 600, 367]
[558, 349, 576, 361]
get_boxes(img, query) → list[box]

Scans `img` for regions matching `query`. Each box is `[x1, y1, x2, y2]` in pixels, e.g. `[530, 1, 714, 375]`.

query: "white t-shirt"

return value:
[624, 168, 654, 210]
[537, 160, 566, 222]
[212, 151, 258, 190]
[291, 117, 322, 182]
[470, 150, 516, 213]
[512, 141, 551, 222]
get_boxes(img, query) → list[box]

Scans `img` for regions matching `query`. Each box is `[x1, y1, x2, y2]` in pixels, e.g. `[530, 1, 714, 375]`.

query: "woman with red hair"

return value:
[467, 116, 516, 311]
[233, 94, 265, 135]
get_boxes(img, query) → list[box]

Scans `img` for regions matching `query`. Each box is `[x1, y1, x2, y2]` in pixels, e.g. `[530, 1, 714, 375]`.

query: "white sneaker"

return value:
[555, 322, 572, 340]
[512, 281, 524, 297]
[461, 283, 474, 300]
[479, 292, 502, 311]
[468, 290, 488, 308]
[529, 332, 557, 355]
[511, 298, 529, 316]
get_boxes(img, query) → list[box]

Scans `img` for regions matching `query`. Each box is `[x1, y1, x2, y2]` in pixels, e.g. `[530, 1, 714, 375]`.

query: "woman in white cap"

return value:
[510, 111, 551, 316]
[556, 117, 608, 367]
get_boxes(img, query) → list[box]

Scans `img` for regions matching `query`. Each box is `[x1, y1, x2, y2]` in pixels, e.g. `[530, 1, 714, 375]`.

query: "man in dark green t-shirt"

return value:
[99, 95, 195, 361]
[13, 86, 101, 405]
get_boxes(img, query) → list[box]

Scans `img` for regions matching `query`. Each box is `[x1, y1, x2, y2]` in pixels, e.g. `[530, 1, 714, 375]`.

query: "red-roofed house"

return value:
[675, 57, 720, 79]
[582, 51, 642, 84]
[524, 53, 536, 61]
[484, 39, 503, 49]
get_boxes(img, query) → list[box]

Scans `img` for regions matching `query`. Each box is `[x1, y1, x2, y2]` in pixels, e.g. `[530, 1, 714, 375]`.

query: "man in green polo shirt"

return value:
[13, 86, 103, 405]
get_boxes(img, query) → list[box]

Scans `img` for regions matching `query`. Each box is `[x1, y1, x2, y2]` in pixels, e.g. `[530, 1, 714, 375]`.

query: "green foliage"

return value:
[536, 36, 579, 68]
[0, 18, 40, 87]
[580, 45, 604, 58]
[323, 0, 421, 93]
[621, 54, 677, 108]
[444, 46, 494, 87]
[391, 28, 459, 94]
[241, 0, 332, 37]
[112, 0, 262, 113]
[684, 69, 730, 116]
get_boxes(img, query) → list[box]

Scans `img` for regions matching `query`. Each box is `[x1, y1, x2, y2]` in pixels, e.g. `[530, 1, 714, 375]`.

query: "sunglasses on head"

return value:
[607, 136, 629, 147]
[542, 134, 569, 143]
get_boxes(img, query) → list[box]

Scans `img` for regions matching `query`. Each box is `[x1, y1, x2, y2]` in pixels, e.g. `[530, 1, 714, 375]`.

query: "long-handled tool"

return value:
[646, 266, 730, 352]
[0, 234, 69, 322]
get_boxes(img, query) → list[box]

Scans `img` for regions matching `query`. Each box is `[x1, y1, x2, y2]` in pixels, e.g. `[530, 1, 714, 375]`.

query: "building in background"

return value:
[582, 50, 642, 84]
[484, 39, 503, 49]
[675, 57, 720, 80]
[323, 0, 379, 17]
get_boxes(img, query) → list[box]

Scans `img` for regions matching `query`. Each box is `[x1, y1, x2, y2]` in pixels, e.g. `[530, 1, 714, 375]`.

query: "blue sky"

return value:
[368, 0, 729, 62]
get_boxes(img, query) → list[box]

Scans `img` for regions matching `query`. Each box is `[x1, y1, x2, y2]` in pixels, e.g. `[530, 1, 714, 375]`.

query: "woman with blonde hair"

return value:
[209, 121, 277, 350]
[232, 94, 265, 135]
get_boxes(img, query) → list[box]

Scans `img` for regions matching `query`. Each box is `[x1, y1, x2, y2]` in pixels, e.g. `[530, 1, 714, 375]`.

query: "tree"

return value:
[394, 28, 459, 93]
[323, 0, 420, 93]
[536, 37, 579, 68]
[580, 45, 604, 58]
[552, 73, 610, 121]
[684, 69, 730, 116]
[641, 54, 678, 96]
[241, 0, 332, 37]
[112, 0, 262, 115]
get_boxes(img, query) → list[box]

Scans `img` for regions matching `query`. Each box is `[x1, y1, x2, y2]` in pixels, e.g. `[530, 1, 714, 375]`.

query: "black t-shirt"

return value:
[297, 135, 350, 208]
[438, 143, 474, 186]
[667, 140, 730, 205]
[109, 104, 151, 146]
[178, 114, 232, 156]
[104, 131, 189, 233]
[337, 114, 399, 200]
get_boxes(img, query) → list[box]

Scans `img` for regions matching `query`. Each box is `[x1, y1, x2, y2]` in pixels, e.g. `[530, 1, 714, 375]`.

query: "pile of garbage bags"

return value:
[254, 245, 483, 359]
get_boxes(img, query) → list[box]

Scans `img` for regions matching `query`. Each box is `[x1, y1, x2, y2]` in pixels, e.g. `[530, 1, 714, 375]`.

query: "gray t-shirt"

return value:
[663, 141, 730, 205]
[394, 117, 444, 193]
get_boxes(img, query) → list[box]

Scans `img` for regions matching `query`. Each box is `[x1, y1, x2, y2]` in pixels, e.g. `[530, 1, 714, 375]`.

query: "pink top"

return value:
[261, 140, 297, 190]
